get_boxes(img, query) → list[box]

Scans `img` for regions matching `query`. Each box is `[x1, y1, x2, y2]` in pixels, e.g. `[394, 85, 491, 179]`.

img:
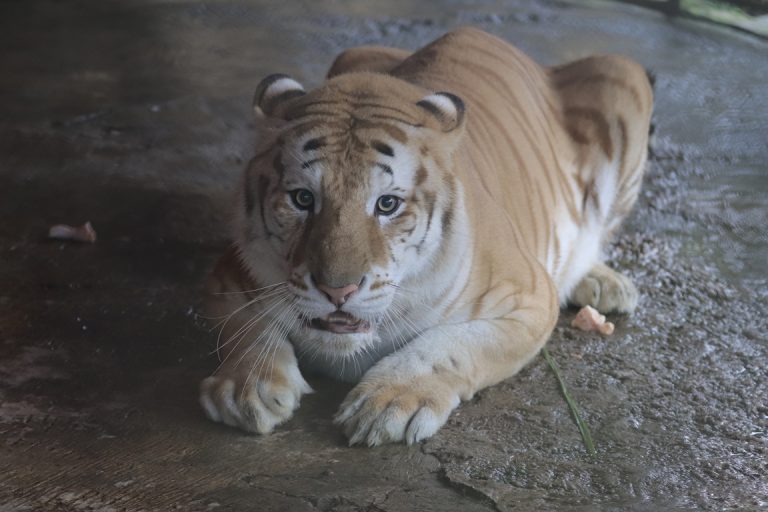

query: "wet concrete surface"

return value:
[1, 0, 766, 510]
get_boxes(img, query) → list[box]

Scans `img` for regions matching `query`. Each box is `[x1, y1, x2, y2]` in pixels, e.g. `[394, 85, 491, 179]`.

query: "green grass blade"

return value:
[542, 347, 597, 456]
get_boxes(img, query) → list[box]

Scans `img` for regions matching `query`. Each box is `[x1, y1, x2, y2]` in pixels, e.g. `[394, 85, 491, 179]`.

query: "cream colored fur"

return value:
[199, 27, 653, 445]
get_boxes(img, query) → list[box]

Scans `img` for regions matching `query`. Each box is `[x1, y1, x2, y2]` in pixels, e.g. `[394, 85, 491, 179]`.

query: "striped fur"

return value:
[199, 27, 653, 444]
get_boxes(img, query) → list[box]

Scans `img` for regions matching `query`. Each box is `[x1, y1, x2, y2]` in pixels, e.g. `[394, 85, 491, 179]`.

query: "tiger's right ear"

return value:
[416, 92, 465, 133]
[253, 74, 306, 118]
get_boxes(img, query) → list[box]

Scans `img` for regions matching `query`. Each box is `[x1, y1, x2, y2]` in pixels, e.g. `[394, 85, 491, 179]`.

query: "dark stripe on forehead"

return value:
[285, 110, 342, 121]
[349, 102, 420, 122]
[303, 137, 326, 152]
[367, 113, 423, 128]
[355, 121, 409, 144]
[288, 112, 411, 141]
[371, 140, 394, 157]
[376, 163, 393, 175]
[287, 120, 334, 141]
[301, 158, 322, 170]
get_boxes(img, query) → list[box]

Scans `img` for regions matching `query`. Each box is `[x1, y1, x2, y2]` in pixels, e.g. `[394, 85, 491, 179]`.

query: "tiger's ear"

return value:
[416, 92, 466, 133]
[253, 74, 306, 118]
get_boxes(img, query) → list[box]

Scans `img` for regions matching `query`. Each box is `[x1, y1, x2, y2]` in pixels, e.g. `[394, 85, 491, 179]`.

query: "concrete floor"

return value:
[1, 1, 766, 510]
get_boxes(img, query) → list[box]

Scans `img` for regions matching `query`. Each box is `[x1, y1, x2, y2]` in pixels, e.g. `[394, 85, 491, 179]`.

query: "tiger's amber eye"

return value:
[375, 195, 401, 216]
[290, 189, 314, 210]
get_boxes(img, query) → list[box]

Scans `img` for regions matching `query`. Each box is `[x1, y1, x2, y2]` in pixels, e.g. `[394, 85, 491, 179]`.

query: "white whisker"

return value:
[213, 290, 291, 358]
[214, 294, 290, 373]
[240, 300, 296, 398]
[213, 281, 287, 296]
[208, 283, 289, 332]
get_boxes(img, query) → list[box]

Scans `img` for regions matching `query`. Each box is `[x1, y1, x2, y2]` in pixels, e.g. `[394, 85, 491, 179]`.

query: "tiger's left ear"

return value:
[416, 92, 466, 133]
[253, 74, 306, 119]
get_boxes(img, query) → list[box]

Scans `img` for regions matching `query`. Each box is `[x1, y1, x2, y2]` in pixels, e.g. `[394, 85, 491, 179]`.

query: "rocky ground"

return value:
[1, 0, 766, 510]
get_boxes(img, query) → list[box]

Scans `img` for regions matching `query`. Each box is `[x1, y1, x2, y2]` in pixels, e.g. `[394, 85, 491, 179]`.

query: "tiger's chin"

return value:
[294, 322, 389, 383]
[294, 319, 377, 360]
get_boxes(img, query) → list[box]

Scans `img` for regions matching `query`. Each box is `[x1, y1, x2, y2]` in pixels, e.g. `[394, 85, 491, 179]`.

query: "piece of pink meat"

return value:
[571, 305, 614, 335]
[48, 221, 97, 243]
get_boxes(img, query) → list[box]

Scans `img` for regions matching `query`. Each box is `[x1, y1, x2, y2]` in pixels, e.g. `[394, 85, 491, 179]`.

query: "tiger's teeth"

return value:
[307, 311, 372, 334]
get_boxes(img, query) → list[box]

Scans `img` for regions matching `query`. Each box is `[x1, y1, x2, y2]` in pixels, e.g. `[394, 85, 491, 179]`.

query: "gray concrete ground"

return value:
[1, 1, 766, 510]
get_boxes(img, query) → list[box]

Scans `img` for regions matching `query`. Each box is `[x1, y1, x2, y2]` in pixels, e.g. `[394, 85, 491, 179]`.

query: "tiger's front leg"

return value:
[199, 315, 313, 434]
[335, 313, 552, 446]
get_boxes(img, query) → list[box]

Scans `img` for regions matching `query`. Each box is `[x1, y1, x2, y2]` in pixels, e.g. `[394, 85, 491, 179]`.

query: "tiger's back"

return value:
[389, 27, 653, 302]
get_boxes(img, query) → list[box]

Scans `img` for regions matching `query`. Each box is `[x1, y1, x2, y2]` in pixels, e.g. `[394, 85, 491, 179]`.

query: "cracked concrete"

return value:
[1, 0, 766, 510]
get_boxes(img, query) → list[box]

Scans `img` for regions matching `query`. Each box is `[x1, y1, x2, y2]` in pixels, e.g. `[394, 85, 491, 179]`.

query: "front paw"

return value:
[199, 359, 312, 434]
[334, 376, 460, 446]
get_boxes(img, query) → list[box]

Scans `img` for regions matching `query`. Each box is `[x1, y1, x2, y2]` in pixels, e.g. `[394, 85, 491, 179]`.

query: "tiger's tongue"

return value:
[311, 311, 371, 334]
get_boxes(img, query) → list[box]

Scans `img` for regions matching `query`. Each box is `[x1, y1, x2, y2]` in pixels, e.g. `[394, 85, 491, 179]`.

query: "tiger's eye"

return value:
[375, 195, 401, 216]
[290, 189, 314, 210]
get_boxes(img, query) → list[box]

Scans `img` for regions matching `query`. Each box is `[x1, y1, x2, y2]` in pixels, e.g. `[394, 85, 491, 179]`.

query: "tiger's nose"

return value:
[316, 282, 359, 307]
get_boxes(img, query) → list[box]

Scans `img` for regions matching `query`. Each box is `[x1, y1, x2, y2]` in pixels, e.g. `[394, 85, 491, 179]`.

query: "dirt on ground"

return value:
[1, 1, 766, 511]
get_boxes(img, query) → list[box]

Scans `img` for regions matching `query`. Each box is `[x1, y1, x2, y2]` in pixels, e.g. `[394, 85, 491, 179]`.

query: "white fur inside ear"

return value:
[417, 92, 465, 132]
[263, 77, 305, 102]
[421, 93, 457, 117]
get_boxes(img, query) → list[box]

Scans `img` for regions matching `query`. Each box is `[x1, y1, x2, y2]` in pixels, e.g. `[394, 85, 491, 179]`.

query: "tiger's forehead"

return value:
[280, 116, 418, 167]
[277, 120, 421, 197]
[274, 73, 432, 159]
[272, 77, 433, 192]
[282, 115, 413, 154]
[283, 75, 427, 126]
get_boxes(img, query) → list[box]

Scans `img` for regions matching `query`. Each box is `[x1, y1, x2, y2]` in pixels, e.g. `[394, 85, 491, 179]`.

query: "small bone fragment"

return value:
[571, 305, 614, 335]
[48, 221, 97, 243]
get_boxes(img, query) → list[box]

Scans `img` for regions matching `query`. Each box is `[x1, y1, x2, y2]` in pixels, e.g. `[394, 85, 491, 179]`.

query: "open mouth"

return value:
[309, 311, 371, 334]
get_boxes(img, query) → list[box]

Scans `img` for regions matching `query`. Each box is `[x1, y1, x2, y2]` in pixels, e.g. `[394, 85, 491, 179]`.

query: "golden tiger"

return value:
[199, 27, 653, 445]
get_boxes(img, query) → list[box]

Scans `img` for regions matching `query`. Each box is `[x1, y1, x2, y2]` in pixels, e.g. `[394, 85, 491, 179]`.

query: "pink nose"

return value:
[317, 283, 359, 307]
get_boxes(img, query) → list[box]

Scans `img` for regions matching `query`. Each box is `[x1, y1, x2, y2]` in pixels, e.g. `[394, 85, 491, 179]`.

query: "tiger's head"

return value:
[234, 72, 467, 362]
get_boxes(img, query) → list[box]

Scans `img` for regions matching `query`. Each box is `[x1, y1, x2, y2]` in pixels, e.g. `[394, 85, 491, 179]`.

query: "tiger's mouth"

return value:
[309, 311, 371, 334]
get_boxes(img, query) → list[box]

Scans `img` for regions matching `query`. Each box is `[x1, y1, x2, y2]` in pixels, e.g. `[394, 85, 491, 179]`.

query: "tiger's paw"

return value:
[570, 263, 638, 314]
[335, 375, 460, 446]
[199, 360, 312, 434]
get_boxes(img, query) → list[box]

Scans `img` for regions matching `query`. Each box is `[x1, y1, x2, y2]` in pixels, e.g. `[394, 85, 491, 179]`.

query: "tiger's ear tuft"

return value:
[253, 74, 306, 118]
[416, 92, 465, 132]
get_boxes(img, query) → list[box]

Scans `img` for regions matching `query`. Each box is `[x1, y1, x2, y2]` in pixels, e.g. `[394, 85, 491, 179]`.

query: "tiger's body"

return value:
[199, 27, 653, 445]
